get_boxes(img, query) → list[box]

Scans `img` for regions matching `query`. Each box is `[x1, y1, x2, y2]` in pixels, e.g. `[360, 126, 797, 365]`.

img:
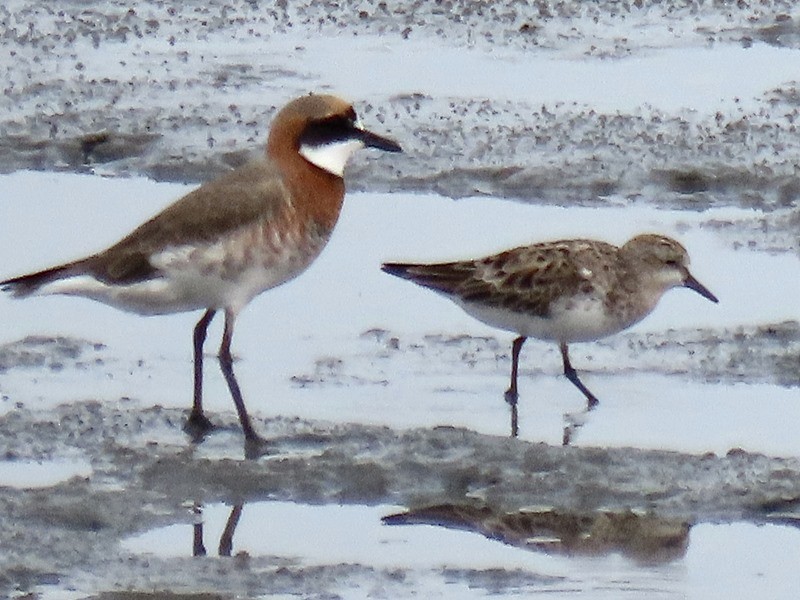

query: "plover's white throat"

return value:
[382, 234, 718, 438]
[2, 94, 401, 451]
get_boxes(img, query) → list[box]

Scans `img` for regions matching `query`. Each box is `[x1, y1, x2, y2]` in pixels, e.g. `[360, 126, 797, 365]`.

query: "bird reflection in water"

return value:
[191, 502, 244, 557]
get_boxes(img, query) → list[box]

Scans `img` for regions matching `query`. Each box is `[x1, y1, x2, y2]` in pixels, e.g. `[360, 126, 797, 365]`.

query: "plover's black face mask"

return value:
[299, 110, 401, 176]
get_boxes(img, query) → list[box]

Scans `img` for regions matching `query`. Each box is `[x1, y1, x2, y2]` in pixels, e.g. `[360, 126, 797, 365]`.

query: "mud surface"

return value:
[311, 321, 800, 389]
[0, 0, 799, 598]
[0, 1, 799, 227]
[0, 325, 799, 596]
[2, 398, 800, 597]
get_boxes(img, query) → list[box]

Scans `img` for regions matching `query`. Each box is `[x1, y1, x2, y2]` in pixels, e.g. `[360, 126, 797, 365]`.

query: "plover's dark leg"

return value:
[186, 309, 216, 435]
[559, 342, 600, 409]
[219, 308, 262, 443]
[218, 503, 244, 556]
[504, 336, 526, 437]
[191, 502, 207, 557]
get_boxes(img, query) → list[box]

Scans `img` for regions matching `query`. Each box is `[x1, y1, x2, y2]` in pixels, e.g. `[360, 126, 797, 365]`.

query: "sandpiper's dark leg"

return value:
[504, 336, 526, 437]
[186, 309, 216, 435]
[219, 309, 262, 442]
[560, 342, 600, 409]
[504, 336, 526, 405]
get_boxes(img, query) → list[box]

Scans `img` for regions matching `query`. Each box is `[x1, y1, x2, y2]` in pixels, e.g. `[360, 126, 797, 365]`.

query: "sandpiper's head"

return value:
[267, 94, 401, 177]
[622, 234, 718, 303]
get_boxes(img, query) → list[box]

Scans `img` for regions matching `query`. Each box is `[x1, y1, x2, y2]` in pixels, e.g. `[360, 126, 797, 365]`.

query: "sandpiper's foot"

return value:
[184, 410, 216, 441]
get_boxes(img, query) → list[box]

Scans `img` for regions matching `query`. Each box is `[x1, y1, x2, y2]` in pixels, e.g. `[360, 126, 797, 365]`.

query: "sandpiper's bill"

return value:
[382, 234, 718, 438]
[2, 94, 402, 452]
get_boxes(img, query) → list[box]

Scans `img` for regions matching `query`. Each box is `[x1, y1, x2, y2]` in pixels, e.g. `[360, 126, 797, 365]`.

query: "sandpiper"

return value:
[382, 234, 718, 437]
[2, 94, 401, 449]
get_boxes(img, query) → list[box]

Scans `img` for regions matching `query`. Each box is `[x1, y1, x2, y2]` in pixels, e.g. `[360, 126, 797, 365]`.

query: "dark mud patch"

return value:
[3, 401, 800, 524]
[0, 335, 106, 373]
[744, 14, 800, 48]
[294, 322, 800, 391]
[290, 356, 390, 388]
[700, 207, 800, 257]
[439, 567, 564, 595]
[5, 94, 800, 220]
[2, 2, 800, 229]
[0, 131, 161, 175]
[89, 594, 225, 600]
[605, 321, 800, 388]
[376, 93, 800, 213]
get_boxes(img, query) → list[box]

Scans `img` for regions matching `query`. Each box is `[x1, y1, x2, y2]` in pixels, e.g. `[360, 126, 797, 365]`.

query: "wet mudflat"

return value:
[0, 0, 799, 598]
[0, 176, 797, 598]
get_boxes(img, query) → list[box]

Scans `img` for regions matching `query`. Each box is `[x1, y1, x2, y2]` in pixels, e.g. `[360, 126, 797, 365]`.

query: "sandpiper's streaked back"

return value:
[2, 94, 401, 449]
[382, 234, 718, 438]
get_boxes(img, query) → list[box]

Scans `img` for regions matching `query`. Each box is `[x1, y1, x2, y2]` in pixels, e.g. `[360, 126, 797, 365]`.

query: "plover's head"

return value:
[268, 94, 401, 177]
[623, 234, 718, 303]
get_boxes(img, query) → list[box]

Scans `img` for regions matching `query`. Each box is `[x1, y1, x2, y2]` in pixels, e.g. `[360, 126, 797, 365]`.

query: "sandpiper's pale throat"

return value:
[382, 234, 718, 438]
[2, 94, 401, 451]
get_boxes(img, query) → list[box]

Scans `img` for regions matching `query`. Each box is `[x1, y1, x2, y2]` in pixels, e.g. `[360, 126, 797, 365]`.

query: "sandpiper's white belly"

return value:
[458, 295, 636, 344]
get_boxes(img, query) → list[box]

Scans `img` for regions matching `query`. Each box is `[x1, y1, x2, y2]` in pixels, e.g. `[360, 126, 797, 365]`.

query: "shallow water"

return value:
[0, 172, 797, 455]
[113, 501, 800, 599]
[0, 457, 92, 489]
[0, 171, 797, 599]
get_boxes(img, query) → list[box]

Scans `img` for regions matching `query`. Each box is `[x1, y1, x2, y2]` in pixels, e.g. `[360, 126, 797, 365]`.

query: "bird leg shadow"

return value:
[560, 342, 600, 446]
[562, 405, 597, 446]
[503, 336, 526, 438]
[192, 502, 245, 557]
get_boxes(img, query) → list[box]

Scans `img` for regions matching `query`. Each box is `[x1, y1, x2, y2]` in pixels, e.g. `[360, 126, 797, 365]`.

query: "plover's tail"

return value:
[1, 260, 88, 298]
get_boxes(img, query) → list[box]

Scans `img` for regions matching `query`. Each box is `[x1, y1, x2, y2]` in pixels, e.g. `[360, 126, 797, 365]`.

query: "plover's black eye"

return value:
[299, 116, 359, 148]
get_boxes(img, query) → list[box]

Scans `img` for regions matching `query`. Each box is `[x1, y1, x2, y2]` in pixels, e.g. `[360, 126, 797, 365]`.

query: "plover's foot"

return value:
[244, 434, 275, 460]
[184, 411, 216, 441]
[504, 388, 519, 406]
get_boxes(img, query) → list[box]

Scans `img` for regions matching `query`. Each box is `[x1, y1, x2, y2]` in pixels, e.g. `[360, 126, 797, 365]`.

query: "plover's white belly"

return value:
[38, 224, 329, 316]
[459, 294, 631, 344]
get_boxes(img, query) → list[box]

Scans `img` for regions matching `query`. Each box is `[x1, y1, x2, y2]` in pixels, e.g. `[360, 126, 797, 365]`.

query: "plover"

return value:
[382, 234, 718, 437]
[2, 94, 401, 448]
